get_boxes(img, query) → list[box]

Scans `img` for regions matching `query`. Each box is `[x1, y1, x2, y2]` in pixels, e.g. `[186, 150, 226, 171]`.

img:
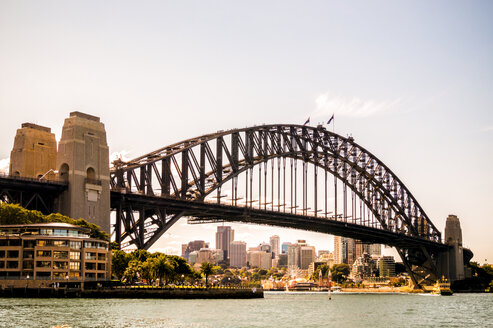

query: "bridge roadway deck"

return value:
[111, 191, 449, 251]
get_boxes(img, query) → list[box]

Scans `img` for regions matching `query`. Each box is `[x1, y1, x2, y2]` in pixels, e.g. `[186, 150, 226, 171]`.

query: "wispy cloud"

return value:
[481, 126, 493, 132]
[0, 157, 9, 174]
[313, 91, 401, 119]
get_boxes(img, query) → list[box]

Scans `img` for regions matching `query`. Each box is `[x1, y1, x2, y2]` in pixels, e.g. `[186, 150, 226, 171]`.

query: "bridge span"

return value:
[1, 113, 471, 288]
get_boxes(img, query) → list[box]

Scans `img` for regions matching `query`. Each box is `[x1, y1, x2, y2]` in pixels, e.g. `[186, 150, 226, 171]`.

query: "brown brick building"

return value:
[0, 223, 111, 288]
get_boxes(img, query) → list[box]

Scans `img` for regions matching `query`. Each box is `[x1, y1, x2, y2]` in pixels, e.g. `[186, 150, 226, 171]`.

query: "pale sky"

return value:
[0, 1, 492, 262]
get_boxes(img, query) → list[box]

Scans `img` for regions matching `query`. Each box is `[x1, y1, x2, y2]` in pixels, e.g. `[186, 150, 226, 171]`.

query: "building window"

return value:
[70, 241, 82, 249]
[69, 271, 80, 278]
[53, 272, 67, 279]
[85, 262, 96, 270]
[36, 272, 51, 279]
[6, 261, 18, 269]
[40, 229, 53, 236]
[53, 240, 68, 247]
[23, 251, 34, 259]
[23, 260, 34, 269]
[36, 250, 51, 257]
[9, 239, 21, 246]
[23, 240, 35, 248]
[0, 251, 5, 258]
[7, 250, 19, 258]
[97, 253, 106, 261]
[0, 262, 4, 269]
[36, 261, 51, 268]
[97, 263, 105, 271]
[53, 261, 68, 270]
[85, 252, 97, 260]
[69, 262, 80, 271]
[70, 252, 80, 260]
[54, 229, 68, 236]
[37, 240, 53, 247]
[53, 251, 68, 259]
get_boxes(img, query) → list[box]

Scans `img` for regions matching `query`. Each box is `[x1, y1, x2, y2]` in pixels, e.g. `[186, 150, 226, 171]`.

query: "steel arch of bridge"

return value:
[111, 125, 441, 248]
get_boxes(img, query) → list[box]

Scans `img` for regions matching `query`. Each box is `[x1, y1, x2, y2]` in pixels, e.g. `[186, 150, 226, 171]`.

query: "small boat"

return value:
[431, 277, 453, 296]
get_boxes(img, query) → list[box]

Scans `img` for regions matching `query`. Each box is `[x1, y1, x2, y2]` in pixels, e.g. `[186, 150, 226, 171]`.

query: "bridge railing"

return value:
[0, 172, 68, 186]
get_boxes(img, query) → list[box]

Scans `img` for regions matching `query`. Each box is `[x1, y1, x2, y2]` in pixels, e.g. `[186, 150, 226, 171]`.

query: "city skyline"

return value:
[0, 1, 491, 262]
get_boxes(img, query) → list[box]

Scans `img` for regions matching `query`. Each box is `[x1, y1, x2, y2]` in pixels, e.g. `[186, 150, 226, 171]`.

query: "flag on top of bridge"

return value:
[327, 114, 334, 125]
[304, 117, 310, 125]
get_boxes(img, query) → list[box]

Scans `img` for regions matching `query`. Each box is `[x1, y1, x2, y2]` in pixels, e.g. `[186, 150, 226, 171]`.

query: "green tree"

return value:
[310, 264, 330, 281]
[0, 203, 109, 241]
[154, 254, 175, 286]
[131, 249, 151, 263]
[200, 262, 215, 287]
[112, 250, 131, 280]
[331, 263, 350, 283]
[141, 257, 158, 285]
[123, 259, 142, 284]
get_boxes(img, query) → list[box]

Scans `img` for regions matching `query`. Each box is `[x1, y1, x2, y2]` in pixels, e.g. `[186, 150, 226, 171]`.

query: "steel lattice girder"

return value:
[110, 124, 442, 249]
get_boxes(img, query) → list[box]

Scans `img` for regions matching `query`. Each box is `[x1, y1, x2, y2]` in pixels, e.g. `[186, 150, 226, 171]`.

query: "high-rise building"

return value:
[288, 240, 315, 269]
[182, 240, 207, 261]
[300, 245, 316, 270]
[334, 236, 355, 265]
[270, 235, 280, 258]
[281, 242, 291, 254]
[230, 241, 247, 268]
[247, 251, 272, 269]
[197, 248, 223, 265]
[216, 226, 234, 259]
[259, 243, 271, 253]
[378, 256, 396, 277]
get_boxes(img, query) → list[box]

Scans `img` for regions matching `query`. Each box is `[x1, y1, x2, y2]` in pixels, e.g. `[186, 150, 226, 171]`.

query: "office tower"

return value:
[281, 242, 291, 254]
[230, 241, 247, 268]
[270, 235, 280, 258]
[216, 226, 234, 259]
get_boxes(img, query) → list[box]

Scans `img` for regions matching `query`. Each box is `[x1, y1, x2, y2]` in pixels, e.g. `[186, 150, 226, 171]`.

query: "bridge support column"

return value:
[57, 112, 110, 233]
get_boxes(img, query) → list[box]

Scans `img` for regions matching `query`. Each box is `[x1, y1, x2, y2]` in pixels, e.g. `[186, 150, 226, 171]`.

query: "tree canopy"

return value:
[0, 203, 109, 241]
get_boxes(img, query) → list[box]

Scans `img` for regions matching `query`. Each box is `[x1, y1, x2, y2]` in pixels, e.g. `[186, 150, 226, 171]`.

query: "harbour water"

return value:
[1, 292, 492, 327]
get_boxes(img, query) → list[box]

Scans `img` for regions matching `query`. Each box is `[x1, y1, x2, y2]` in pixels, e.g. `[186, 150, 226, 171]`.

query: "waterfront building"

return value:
[269, 235, 280, 258]
[316, 251, 334, 268]
[334, 236, 381, 267]
[0, 223, 110, 288]
[351, 253, 377, 282]
[378, 256, 396, 277]
[230, 241, 247, 268]
[216, 226, 234, 259]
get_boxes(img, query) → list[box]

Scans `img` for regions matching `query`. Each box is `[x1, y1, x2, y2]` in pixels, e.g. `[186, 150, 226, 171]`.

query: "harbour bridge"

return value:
[0, 114, 471, 288]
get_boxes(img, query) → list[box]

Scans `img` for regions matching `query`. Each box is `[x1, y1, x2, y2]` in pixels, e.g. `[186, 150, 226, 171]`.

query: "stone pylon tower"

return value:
[56, 112, 110, 233]
[9, 123, 57, 179]
[444, 214, 464, 280]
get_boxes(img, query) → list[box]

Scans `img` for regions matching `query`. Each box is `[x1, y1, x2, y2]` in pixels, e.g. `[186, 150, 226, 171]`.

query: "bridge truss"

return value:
[110, 124, 446, 287]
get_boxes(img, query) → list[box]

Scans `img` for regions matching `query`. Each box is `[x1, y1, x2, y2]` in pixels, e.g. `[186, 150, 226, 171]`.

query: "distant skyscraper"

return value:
[230, 241, 247, 268]
[334, 236, 356, 266]
[182, 240, 207, 261]
[270, 235, 280, 258]
[288, 240, 315, 269]
[216, 226, 234, 259]
[281, 242, 291, 254]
